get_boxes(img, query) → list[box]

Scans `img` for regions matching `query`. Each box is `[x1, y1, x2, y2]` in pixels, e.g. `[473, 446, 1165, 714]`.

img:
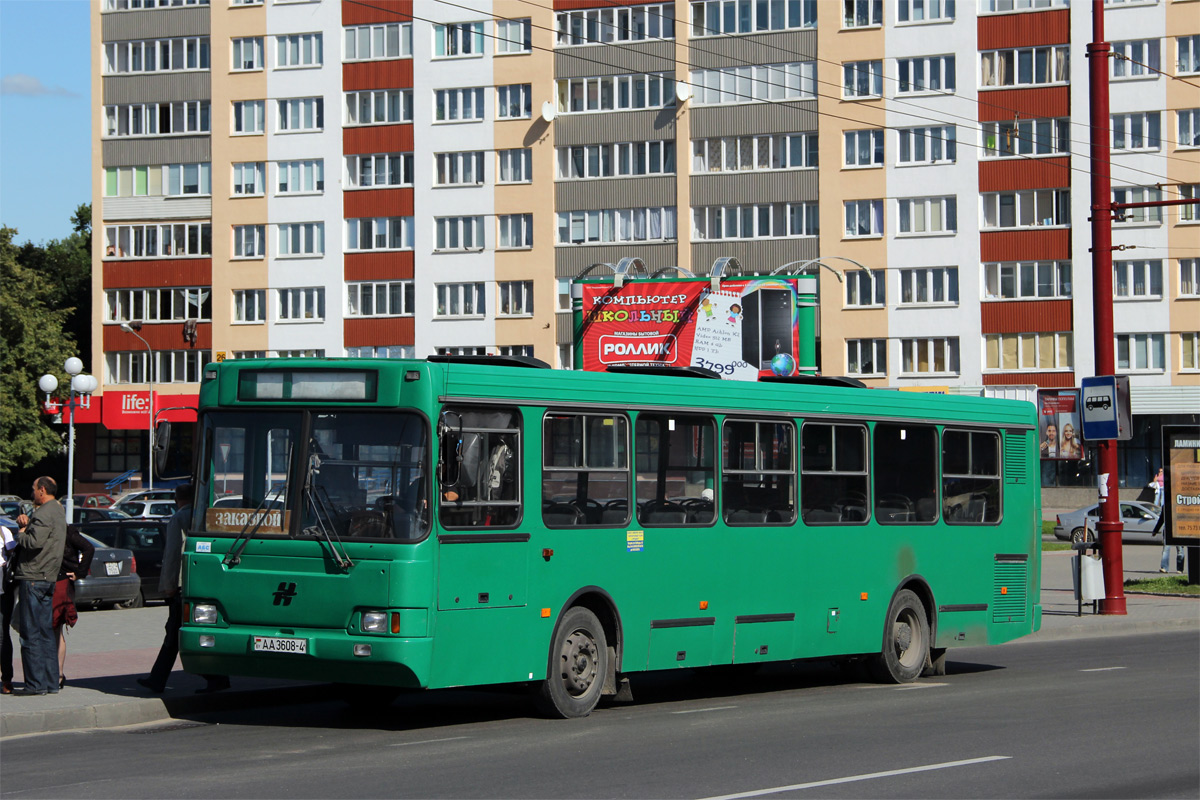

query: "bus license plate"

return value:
[253, 636, 307, 654]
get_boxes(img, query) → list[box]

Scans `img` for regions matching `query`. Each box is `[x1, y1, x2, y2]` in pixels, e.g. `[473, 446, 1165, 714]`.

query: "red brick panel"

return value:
[981, 299, 1073, 334]
[977, 87, 1069, 122]
[979, 157, 1071, 192]
[344, 251, 415, 281]
[342, 0, 411, 26]
[980, 229, 1070, 262]
[344, 316, 415, 347]
[103, 322, 211, 351]
[102, 259, 212, 289]
[978, 9, 1069, 50]
[984, 371, 1074, 388]
[342, 59, 413, 92]
[343, 187, 414, 219]
[344, 124, 414, 155]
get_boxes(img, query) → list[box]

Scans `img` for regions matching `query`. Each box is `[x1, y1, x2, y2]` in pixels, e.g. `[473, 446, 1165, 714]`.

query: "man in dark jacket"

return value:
[14, 476, 68, 695]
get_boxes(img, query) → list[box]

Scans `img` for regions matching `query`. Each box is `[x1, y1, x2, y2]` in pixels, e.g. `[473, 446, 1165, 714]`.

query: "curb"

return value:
[1018, 616, 1200, 644]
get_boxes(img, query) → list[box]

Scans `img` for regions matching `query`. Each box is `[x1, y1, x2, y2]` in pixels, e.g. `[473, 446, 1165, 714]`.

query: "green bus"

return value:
[179, 356, 1041, 717]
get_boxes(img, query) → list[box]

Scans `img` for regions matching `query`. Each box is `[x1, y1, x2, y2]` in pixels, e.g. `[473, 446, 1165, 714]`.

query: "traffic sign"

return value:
[1080, 376, 1131, 441]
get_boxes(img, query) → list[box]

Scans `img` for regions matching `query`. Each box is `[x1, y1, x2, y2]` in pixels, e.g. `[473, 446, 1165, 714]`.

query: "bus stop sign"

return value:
[1080, 376, 1132, 441]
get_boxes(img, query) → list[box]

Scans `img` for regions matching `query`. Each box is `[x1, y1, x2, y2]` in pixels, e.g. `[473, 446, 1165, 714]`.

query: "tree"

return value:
[16, 203, 92, 358]
[0, 225, 79, 474]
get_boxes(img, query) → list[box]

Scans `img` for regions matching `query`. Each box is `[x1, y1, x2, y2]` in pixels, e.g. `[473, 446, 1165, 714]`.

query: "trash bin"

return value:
[1073, 552, 1104, 602]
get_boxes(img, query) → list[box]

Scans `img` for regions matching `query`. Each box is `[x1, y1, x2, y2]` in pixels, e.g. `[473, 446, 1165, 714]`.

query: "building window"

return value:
[346, 152, 413, 189]
[276, 160, 324, 194]
[985, 332, 1073, 371]
[273, 350, 326, 359]
[899, 267, 958, 305]
[982, 118, 1068, 158]
[897, 196, 957, 236]
[161, 163, 210, 196]
[105, 287, 212, 323]
[435, 88, 485, 122]
[344, 22, 412, 61]
[233, 100, 264, 134]
[897, 55, 955, 94]
[1180, 109, 1200, 149]
[896, 126, 955, 165]
[1111, 39, 1160, 79]
[1113, 186, 1163, 224]
[1181, 259, 1200, 297]
[980, 46, 1069, 88]
[983, 261, 1072, 300]
[1112, 112, 1162, 151]
[560, 141, 677, 179]
[845, 269, 885, 307]
[693, 203, 818, 240]
[232, 162, 264, 196]
[277, 97, 323, 132]
[496, 18, 531, 53]
[898, 0, 953, 22]
[498, 281, 534, 316]
[558, 344, 573, 369]
[231, 351, 266, 359]
[497, 84, 531, 119]
[435, 216, 485, 251]
[843, 60, 883, 98]
[1180, 35, 1200, 75]
[497, 345, 534, 357]
[692, 133, 816, 173]
[901, 338, 959, 375]
[434, 22, 484, 58]
[107, 350, 211, 384]
[104, 0, 211, 8]
[233, 289, 266, 323]
[276, 33, 322, 68]
[980, 0, 1066, 10]
[558, 72, 680, 112]
[231, 37, 263, 71]
[347, 281, 414, 317]
[498, 214, 533, 249]
[435, 283, 486, 317]
[94, 428, 142, 474]
[498, 149, 533, 184]
[844, 129, 884, 168]
[1117, 333, 1165, 372]
[557, 279, 572, 313]
[104, 37, 210, 74]
[435, 346, 488, 356]
[847, 339, 886, 376]
[561, 4, 677, 44]
[843, 0, 882, 28]
[981, 189, 1070, 229]
[345, 217, 414, 251]
[1177, 185, 1198, 223]
[844, 200, 884, 238]
[693, 63, 816, 105]
[557, 207, 678, 244]
[345, 89, 412, 125]
[233, 224, 265, 259]
[278, 288, 325, 322]
[1114, 260, 1163, 299]
[104, 102, 210, 137]
[103, 166, 152, 197]
[688, 0, 812, 36]
[435, 151, 485, 186]
[1181, 333, 1200, 372]
[104, 223, 211, 259]
[277, 222, 324, 257]
[347, 345, 415, 359]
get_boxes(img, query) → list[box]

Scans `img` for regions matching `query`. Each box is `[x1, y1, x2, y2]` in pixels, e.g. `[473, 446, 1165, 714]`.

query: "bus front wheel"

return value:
[870, 589, 929, 684]
[536, 606, 608, 718]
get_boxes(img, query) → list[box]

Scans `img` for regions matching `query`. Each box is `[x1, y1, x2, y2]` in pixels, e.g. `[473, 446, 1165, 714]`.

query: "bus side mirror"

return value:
[153, 420, 172, 477]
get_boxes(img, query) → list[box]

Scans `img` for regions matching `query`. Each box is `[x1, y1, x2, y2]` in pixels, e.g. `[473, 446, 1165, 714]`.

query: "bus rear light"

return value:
[199, 635, 215, 648]
[391, 612, 400, 634]
[362, 612, 387, 632]
[194, 604, 218, 624]
[354, 644, 372, 657]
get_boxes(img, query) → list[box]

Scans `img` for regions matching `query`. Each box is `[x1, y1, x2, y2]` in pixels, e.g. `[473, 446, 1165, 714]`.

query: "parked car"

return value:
[72, 507, 131, 524]
[1053, 501, 1161, 543]
[72, 493, 115, 508]
[76, 518, 168, 608]
[114, 499, 176, 519]
[0, 499, 32, 518]
[74, 533, 141, 609]
[116, 489, 177, 504]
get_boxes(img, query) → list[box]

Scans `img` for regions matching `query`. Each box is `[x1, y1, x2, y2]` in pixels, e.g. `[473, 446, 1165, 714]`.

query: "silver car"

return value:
[114, 499, 176, 519]
[1053, 500, 1161, 543]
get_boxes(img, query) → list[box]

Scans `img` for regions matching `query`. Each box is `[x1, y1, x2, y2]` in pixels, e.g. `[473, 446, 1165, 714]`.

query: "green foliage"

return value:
[0, 224, 83, 473]
[1124, 575, 1199, 595]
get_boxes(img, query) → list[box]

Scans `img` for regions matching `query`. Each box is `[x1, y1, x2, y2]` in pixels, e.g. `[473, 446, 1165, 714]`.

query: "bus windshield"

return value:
[197, 410, 429, 541]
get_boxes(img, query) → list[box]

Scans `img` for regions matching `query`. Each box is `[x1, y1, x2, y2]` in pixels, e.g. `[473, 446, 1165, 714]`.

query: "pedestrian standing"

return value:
[14, 477, 68, 695]
[1, 517, 18, 694]
[54, 525, 94, 688]
[1152, 468, 1185, 573]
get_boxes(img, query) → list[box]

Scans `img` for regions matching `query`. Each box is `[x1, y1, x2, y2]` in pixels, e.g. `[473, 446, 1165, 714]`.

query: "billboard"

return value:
[579, 278, 811, 380]
[1036, 389, 1083, 460]
[1162, 425, 1200, 546]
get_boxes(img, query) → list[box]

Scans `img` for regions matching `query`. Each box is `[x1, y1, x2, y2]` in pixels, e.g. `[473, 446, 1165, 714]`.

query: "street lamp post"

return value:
[120, 321, 154, 490]
[39, 357, 98, 520]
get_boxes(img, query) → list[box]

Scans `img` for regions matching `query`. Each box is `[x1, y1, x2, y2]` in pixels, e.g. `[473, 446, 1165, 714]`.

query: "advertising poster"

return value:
[580, 279, 803, 380]
[1163, 425, 1200, 545]
[1036, 389, 1083, 460]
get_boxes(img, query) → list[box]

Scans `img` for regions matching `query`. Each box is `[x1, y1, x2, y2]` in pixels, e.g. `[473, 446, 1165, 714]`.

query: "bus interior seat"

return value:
[544, 503, 585, 526]
[916, 498, 938, 522]
[726, 509, 768, 524]
[803, 508, 840, 523]
[639, 500, 687, 525]
[600, 499, 628, 525]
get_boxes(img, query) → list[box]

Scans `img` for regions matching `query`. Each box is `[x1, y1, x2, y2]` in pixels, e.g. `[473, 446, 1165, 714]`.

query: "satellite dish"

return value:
[675, 81, 692, 103]
[541, 101, 557, 122]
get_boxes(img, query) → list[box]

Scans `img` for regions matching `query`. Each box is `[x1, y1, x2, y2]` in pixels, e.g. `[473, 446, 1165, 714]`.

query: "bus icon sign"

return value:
[1085, 394, 1111, 411]
[1080, 376, 1131, 441]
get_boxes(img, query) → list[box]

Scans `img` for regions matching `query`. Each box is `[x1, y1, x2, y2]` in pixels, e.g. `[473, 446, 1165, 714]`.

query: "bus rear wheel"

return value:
[536, 606, 608, 719]
[870, 589, 930, 684]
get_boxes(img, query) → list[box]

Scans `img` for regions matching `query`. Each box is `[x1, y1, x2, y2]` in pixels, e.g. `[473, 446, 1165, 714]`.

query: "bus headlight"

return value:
[362, 611, 387, 632]
[193, 604, 218, 624]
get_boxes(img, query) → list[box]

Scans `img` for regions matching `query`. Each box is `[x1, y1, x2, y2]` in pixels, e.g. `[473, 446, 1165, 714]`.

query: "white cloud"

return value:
[1, 73, 79, 97]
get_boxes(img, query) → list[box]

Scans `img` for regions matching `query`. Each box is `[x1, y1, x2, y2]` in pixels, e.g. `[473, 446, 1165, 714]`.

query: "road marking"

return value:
[388, 736, 469, 747]
[1080, 667, 1126, 673]
[895, 682, 948, 690]
[672, 705, 738, 715]
[696, 756, 1012, 800]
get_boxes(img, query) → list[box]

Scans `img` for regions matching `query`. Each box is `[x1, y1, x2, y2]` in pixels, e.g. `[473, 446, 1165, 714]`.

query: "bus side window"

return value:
[942, 429, 1001, 524]
[542, 412, 630, 528]
[801, 422, 869, 524]
[438, 407, 522, 528]
[873, 423, 938, 524]
[721, 419, 795, 526]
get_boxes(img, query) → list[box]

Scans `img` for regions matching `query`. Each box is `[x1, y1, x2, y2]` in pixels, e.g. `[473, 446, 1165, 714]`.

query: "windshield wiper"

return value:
[301, 454, 354, 570]
[224, 443, 293, 568]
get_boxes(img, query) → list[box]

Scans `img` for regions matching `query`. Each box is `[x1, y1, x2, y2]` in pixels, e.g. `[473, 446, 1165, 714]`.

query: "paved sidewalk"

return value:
[2, 543, 1196, 738]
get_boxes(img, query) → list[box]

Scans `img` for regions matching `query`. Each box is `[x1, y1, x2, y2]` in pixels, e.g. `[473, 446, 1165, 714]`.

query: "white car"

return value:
[1053, 501, 1161, 543]
[114, 499, 177, 519]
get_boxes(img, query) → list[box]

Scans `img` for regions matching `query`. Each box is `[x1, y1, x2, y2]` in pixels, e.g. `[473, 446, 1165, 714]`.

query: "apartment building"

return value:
[85, 0, 1197, 491]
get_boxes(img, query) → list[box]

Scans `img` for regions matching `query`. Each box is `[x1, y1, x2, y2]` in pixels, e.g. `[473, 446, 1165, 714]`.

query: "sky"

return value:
[0, 0, 91, 246]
